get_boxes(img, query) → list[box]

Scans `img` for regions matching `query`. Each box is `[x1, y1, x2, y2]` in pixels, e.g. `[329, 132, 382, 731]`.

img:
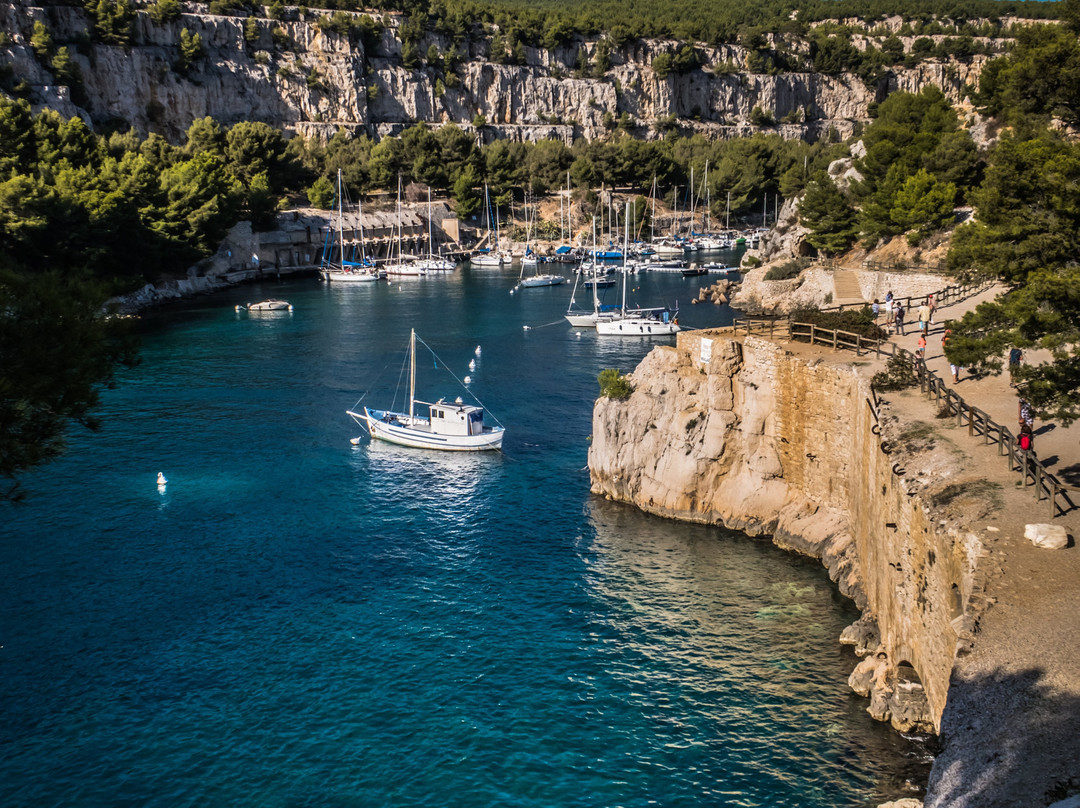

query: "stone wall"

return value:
[588, 331, 986, 733]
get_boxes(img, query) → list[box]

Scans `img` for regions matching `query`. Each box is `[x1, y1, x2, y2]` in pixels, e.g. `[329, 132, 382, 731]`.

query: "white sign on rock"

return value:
[700, 337, 713, 365]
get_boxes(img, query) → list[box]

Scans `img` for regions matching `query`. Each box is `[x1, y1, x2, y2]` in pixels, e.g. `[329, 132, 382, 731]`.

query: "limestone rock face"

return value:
[755, 195, 811, 265]
[589, 331, 987, 734]
[3, 5, 1000, 143]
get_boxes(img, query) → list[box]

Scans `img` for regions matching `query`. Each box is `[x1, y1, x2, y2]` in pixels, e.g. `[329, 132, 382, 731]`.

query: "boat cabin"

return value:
[426, 400, 488, 436]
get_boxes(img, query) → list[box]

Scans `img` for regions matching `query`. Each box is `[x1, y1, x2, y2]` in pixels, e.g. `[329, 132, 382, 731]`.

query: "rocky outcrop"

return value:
[3, 2, 998, 143]
[588, 331, 989, 734]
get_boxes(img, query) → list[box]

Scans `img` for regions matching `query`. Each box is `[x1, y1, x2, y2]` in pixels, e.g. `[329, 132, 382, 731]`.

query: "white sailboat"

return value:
[517, 194, 564, 288]
[564, 218, 620, 327]
[597, 203, 680, 336]
[415, 186, 456, 271]
[322, 169, 381, 283]
[471, 184, 510, 267]
[348, 330, 505, 452]
[384, 176, 425, 276]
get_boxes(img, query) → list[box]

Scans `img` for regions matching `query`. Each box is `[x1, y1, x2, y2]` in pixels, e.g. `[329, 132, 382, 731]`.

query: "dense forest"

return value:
[2, 0, 1080, 491]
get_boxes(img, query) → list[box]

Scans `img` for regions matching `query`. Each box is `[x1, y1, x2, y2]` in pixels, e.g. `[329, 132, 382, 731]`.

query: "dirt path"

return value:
[882, 286, 1080, 492]
[778, 282, 1080, 805]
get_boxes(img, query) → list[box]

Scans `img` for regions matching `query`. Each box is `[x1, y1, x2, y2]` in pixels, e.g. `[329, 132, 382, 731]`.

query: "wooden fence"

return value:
[813, 278, 994, 316]
[729, 275, 1076, 515]
[914, 364, 1076, 518]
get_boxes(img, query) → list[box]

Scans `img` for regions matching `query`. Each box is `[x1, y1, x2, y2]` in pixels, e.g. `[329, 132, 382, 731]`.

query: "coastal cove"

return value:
[0, 270, 933, 807]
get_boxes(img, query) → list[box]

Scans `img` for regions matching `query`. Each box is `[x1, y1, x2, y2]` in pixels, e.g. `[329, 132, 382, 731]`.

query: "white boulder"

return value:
[1024, 523, 1069, 550]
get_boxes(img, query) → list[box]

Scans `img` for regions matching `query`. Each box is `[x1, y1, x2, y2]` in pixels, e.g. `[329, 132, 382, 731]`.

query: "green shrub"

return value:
[871, 353, 918, 391]
[598, 368, 633, 399]
[763, 257, 811, 281]
[791, 306, 888, 340]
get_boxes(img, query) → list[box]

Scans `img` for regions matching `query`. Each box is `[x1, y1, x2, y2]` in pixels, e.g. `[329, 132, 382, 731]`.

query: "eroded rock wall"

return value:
[589, 331, 984, 732]
[4, 2, 992, 143]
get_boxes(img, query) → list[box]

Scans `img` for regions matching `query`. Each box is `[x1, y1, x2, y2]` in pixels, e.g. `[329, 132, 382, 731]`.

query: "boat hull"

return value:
[355, 408, 504, 451]
[520, 275, 566, 287]
[596, 317, 681, 336]
[324, 269, 380, 283]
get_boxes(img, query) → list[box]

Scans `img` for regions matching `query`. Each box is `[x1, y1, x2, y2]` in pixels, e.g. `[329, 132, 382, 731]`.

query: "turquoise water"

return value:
[1, 264, 931, 806]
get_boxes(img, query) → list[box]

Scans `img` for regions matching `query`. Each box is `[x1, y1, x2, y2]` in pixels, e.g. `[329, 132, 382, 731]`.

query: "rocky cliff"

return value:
[4, 1, 993, 143]
[589, 331, 991, 735]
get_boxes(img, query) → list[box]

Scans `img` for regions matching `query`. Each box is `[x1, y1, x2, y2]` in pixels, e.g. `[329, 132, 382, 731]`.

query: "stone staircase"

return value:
[832, 270, 865, 303]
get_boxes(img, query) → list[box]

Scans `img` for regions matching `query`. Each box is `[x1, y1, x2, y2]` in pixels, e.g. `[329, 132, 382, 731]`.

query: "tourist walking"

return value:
[1009, 346, 1024, 386]
[885, 291, 894, 321]
[916, 334, 927, 364]
[872, 298, 880, 321]
[927, 293, 936, 324]
[1018, 397, 1034, 431]
[894, 301, 905, 336]
[1017, 424, 1035, 455]
[918, 300, 931, 334]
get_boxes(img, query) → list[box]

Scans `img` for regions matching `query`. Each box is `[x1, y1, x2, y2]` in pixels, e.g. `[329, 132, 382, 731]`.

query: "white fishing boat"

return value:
[235, 299, 293, 312]
[322, 169, 382, 283]
[348, 330, 505, 452]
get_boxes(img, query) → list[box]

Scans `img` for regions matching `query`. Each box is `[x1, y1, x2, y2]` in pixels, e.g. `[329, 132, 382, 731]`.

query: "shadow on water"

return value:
[926, 667, 1080, 808]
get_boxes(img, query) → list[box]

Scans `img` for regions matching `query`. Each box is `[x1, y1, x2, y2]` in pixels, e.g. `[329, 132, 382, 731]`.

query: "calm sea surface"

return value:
[1, 261, 931, 807]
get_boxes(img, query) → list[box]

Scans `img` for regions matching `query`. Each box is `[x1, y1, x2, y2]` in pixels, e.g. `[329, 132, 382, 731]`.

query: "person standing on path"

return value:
[894, 301, 906, 336]
[927, 294, 936, 325]
[885, 291, 894, 322]
[918, 300, 931, 334]
[1019, 397, 1034, 431]
[872, 298, 880, 322]
[1009, 346, 1024, 386]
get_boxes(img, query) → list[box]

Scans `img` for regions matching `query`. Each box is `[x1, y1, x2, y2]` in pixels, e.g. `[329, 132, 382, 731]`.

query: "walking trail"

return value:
[801, 280, 1080, 806]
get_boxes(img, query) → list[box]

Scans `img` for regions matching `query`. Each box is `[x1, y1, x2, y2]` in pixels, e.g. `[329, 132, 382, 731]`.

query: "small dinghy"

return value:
[236, 300, 293, 312]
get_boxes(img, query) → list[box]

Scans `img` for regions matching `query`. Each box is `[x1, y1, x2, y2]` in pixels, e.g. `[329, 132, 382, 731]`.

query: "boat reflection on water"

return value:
[351, 440, 504, 541]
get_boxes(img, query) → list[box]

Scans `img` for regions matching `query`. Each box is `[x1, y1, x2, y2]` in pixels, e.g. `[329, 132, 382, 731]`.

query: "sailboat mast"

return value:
[336, 168, 344, 266]
[620, 204, 628, 315]
[409, 329, 416, 419]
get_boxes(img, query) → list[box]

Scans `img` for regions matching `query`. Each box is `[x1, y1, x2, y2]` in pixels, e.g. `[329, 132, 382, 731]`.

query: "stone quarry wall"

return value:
[5, 2, 990, 143]
[589, 331, 985, 732]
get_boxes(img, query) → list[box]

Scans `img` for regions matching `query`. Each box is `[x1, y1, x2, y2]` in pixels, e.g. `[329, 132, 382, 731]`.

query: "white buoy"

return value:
[350, 436, 362, 445]
[234, 304, 241, 311]
[455, 396, 463, 404]
[523, 325, 530, 330]
[475, 346, 481, 356]
[288, 305, 294, 311]
[156, 472, 168, 486]
[464, 376, 471, 384]
[469, 359, 476, 371]
[576, 331, 582, 337]
[510, 289, 514, 295]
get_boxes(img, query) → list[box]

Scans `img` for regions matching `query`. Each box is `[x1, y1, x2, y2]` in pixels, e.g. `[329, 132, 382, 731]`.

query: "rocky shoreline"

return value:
[587, 330, 1078, 807]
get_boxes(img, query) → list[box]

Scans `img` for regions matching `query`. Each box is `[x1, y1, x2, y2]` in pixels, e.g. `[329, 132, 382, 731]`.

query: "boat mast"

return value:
[622, 202, 629, 313]
[336, 168, 344, 267]
[408, 328, 416, 419]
